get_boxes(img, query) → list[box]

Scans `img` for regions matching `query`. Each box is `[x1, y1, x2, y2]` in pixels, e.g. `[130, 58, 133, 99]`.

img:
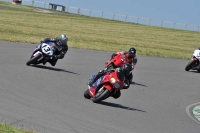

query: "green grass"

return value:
[0, 123, 36, 133]
[1, 2, 200, 60]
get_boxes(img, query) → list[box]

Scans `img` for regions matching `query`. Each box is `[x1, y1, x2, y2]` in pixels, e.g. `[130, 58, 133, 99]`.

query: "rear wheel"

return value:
[84, 89, 91, 99]
[26, 53, 42, 66]
[92, 87, 110, 103]
[185, 60, 196, 71]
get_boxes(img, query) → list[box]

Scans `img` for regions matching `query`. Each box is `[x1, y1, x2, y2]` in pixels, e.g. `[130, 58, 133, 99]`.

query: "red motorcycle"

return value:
[84, 70, 125, 103]
[104, 52, 128, 71]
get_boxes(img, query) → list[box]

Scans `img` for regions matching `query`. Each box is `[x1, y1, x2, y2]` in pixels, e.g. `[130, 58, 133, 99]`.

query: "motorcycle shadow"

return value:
[131, 82, 147, 87]
[98, 101, 146, 112]
[30, 65, 79, 75]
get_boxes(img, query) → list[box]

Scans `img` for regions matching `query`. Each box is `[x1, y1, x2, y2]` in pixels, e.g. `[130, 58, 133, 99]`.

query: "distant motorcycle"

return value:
[26, 42, 56, 66]
[185, 49, 200, 72]
[84, 69, 125, 103]
[104, 52, 127, 71]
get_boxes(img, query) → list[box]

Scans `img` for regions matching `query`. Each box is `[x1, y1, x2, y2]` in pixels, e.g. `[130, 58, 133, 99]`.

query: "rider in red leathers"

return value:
[110, 47, 137, 83]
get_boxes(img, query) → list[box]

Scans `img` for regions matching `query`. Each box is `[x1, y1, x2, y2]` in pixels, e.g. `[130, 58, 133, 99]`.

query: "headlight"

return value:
[114, 83, 120, 88]
[110, 77, 116, 83]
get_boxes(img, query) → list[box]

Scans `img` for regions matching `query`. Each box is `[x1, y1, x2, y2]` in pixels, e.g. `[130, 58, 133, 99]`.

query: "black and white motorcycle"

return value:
[185, 48, 200, 72]
[26, 42, 57, 66]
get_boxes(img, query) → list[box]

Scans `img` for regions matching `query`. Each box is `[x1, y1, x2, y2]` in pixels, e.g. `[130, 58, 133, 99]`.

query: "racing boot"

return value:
[88, 75, 99, 86]
[88, 70, 105, 86]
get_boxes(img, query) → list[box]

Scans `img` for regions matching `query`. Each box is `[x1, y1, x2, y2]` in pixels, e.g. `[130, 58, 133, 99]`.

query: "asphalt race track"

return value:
[0, 41, 200, 133]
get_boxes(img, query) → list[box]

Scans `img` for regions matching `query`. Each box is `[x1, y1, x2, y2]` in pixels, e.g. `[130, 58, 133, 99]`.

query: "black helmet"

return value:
[120, 64, 132, 76]
[57, 34, 68, 46]
[128, 47, 136, 58]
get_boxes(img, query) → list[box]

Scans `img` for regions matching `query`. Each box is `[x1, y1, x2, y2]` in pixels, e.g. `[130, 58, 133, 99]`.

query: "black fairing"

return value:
[117, 71, 125, 82]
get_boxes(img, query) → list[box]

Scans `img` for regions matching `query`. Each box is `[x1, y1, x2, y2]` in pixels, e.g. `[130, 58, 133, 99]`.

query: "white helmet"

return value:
[57, 34, 68, 46]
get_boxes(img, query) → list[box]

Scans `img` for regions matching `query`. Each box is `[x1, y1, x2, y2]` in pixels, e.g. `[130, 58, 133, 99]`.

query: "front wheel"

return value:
[26, 53, 42, 66]
[185, 60, 196, 71]
[84, 89, 91, 99]
[92, 87, 110, 103]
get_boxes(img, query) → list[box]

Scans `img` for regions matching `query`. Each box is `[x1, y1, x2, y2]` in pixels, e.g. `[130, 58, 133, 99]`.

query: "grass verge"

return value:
[0, 123, 36, 133]
[0, 2, 200, 60]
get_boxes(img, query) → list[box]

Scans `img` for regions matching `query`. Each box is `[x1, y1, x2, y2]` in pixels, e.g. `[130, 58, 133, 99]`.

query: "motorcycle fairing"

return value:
[191, 58, 200, 70]
[191, 50, 200, 70]
[193, 50, 200, 60]
[45, 42, 57, 54]
[90, 75, 104, 89]
[89, 73, 114, 97]
[105, 53, 126, 68]
[30, 42, 56, 59]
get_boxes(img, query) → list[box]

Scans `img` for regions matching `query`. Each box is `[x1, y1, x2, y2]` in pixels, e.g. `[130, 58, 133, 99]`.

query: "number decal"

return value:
[42, 45, 51, 52]
[41, 43, 53, 56]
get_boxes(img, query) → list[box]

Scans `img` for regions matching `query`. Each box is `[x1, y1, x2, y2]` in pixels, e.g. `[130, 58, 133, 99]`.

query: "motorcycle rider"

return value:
[40, 34, 68, 66]
[108, 47, 137, 83]
[88, 64, 132, 99]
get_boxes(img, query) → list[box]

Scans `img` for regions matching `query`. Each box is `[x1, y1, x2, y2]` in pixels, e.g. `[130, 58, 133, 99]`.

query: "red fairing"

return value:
[102, 73, 113, 90]
[103, 71, 124, 92]
[89, 71, 124, 97]
[89, 74, 110, 97]
[105, 53, 127, 68]
[111, 71, 124, 90]
[101, 73, 110, 83]
[89, 88, 96, 97]
[103, 84, 112, 92]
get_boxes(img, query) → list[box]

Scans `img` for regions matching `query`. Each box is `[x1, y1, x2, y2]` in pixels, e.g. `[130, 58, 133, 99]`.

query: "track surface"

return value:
[0, 41, 200, 133]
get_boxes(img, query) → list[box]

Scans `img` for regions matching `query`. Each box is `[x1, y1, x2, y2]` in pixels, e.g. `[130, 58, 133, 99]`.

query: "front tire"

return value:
[92, 87, 110, 103]
[84, 89, 91, 99]
[185, 60, 196, 71]
[26, 53, 42, 66]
